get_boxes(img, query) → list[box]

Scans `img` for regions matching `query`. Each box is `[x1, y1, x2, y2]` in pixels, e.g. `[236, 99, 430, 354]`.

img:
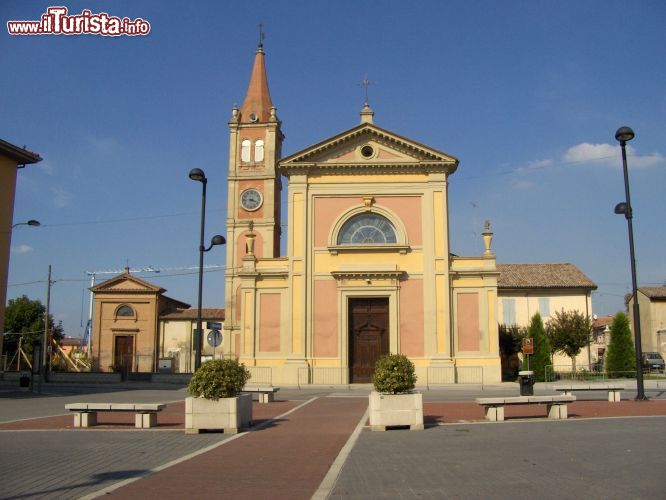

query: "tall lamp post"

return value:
[189, 168, 226, 371]
[613, 126, 646, 401]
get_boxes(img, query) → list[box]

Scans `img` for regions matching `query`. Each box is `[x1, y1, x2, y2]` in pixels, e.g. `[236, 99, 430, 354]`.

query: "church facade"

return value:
[222, 43, 502, 385]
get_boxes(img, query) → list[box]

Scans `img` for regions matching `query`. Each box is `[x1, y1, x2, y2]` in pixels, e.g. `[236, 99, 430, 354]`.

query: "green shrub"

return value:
[372, 353, 417, 394]
[521, 313, 552, 382]
[606, 312, 636, 377]
[187, 359, 251, 400]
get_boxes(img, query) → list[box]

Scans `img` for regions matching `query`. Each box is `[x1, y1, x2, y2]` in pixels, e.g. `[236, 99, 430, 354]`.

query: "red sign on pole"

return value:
[522, 337, 534, 355]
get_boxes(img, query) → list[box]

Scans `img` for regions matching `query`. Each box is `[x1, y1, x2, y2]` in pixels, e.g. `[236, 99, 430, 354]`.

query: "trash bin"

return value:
[518, 370, 534, 396]
[19, 371, 30, 390]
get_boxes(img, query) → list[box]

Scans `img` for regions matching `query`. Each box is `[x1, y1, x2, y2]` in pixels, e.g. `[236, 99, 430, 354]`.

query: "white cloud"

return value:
[563, 143, 664, 168]
[38, 161, 55, 175]
[513, 180, 536, 190]
[11, 244, 33, 254]
[626, 146, 665, 168]
[509, 159, 552, 189]
[51, 186, 71, 208]
[87, 135, 117, 151]
[524, 159, 553, 170]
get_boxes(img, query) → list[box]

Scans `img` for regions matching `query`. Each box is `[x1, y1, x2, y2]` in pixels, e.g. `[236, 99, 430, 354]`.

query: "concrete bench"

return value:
[241, 386, 279, 403]
[476, 395, 576, 421]
[553, 384, 624, 402]
[65, 403, 166, 428]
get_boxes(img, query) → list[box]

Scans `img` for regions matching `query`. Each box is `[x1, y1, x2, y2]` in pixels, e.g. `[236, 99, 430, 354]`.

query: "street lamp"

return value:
[613, 125, 646, 401]
[189, 168, 226, 371]
[11, 219, 40, 229]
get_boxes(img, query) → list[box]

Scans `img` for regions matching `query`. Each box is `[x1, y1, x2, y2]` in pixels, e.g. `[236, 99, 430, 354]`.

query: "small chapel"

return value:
[222, 41, 502, 385]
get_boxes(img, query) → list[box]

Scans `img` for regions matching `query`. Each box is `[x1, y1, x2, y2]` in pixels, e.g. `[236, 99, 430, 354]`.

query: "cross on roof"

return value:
[359, 75, 376, 105]
[258, 22, 265, 47]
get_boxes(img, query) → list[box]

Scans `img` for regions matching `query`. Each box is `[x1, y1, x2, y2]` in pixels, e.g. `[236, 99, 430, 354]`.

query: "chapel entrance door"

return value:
[349, 297, 389, 383]
[114, 335, 134, 380]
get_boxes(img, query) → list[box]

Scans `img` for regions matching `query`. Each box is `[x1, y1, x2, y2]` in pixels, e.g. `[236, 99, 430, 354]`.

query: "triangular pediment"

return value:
[91, 273, 165, 294]
[279, 123, 458, 174]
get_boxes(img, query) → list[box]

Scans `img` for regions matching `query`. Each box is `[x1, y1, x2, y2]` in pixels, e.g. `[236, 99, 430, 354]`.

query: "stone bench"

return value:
[476, 395, 576, 421]
[553, 384, 624, 402]
[241, 386, 280, 403]
[65, 403, 166, 428]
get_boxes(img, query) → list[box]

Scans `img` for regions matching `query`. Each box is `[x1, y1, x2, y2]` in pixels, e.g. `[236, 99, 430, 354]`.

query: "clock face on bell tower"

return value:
[240, 188, 263, 211]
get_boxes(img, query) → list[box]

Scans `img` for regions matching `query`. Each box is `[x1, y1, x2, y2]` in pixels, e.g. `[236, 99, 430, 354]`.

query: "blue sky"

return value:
[3, 0, 665, 338]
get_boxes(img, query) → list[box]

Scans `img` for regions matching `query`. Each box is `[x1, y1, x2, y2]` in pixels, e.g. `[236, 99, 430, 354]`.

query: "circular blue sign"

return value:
[207, 329, 223, 348]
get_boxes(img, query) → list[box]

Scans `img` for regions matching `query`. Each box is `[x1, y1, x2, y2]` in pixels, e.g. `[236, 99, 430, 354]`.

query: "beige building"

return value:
[90, 269, 224, 374]
[221, 43, 501, 385]
[0, 139, 42, 363]
[628, 287, 666, 356]
[159, 307, 225, 373]
[497, 263, 597, 369]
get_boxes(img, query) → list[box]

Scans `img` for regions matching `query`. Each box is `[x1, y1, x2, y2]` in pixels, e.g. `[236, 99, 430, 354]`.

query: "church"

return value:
[221, 41, 502, 385]
[88, 42, 600, 383]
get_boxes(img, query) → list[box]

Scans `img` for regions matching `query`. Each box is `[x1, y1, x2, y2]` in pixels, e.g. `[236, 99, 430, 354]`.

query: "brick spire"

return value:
[239, 43, 273, 124]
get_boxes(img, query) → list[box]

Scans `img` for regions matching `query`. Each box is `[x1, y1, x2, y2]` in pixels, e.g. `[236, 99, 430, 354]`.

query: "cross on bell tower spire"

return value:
[257, 22, 265, 49]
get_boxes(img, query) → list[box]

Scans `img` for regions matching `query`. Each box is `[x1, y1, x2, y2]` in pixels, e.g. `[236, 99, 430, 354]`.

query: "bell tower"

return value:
[224, 40, 284, 349]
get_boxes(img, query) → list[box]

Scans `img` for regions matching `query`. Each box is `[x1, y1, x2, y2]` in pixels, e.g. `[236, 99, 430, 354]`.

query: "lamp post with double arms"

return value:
[189, 168, 226, 371]
[613, 126, 646, 400]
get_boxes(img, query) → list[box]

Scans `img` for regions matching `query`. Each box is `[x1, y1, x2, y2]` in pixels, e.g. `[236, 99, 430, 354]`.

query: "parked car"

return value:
[642, 352, 665, 373]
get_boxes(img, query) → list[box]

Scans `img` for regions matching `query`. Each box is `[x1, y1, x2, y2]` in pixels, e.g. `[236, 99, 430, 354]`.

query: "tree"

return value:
[499, 324, 526, 381]
[4, 295, 63, 358]
[605, 312, 636, 377]
[546, 309, 592, 371]
[521, 313, 552, 382]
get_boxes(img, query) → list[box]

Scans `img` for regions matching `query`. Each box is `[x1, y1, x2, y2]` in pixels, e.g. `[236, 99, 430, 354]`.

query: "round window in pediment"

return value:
[360, 145, 374, 158]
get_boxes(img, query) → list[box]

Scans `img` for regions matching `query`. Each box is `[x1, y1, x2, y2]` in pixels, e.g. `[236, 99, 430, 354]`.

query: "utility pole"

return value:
[43, 264, 52, 381]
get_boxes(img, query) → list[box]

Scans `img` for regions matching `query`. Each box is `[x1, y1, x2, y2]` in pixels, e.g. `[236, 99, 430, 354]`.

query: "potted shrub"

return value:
[368, 353, 424, 431]
[185, 359, 252, 434]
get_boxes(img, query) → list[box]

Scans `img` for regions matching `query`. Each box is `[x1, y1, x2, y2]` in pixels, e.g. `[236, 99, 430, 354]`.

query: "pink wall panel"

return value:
[313, 197, 357, 247]
[400, 279, 424, 356]
[457, 293, 480, 351]
[259, 293, 281, 352]
[375, 196, 422, 245]
[313, 280, 338, 357]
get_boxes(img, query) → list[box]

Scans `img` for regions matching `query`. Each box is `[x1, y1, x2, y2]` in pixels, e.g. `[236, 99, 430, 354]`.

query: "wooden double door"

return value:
[349, 297, 389, 383]
[114, 335, 134, 379]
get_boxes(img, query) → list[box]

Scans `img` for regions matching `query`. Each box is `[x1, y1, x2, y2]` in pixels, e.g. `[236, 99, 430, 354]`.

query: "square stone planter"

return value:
[368, 390, 424, 431]
[185, 393, 252, 434]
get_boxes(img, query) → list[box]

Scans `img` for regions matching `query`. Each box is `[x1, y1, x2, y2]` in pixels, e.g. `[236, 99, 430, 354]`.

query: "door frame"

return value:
[113, 334, 135, 378]
[337, 286, 400, 384]
[348, 297, 390, 383]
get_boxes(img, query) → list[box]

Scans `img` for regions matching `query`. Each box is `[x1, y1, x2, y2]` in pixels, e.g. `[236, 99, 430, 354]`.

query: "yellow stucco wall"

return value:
[631, 293, 666, 356]
[0, 156, 18, 355]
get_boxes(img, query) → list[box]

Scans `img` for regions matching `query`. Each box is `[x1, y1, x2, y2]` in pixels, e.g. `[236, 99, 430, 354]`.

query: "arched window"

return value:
[337, 213, 397, 245]
[241, 139, 251, 162]
[254, 140, 264, 162]
[116, 305, 134, 317]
